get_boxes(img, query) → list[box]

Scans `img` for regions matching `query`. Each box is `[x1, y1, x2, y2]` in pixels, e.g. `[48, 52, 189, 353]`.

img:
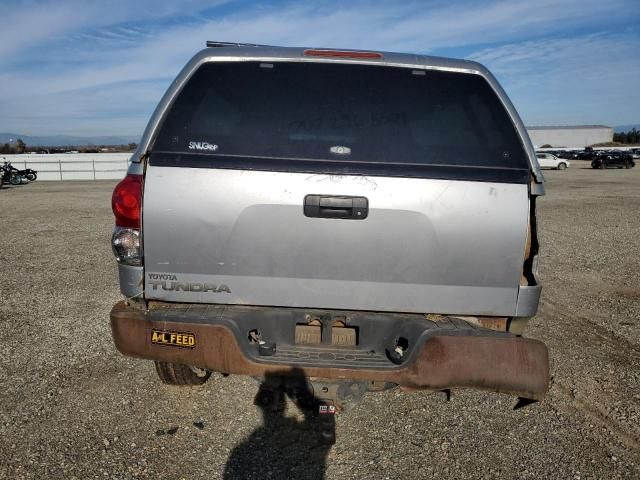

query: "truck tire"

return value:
[154, 361, 211, 386]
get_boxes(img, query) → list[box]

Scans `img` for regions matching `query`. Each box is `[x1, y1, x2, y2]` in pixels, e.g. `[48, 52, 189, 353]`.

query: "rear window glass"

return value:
[153, 61, 528, 170]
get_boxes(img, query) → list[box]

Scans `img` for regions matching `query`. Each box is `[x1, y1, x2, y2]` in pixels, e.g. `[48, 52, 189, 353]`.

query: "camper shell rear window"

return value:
[151, 61, 530, 183]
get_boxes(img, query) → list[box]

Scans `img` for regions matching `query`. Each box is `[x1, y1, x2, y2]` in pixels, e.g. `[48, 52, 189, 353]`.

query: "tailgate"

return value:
[143, 166, 528, 315]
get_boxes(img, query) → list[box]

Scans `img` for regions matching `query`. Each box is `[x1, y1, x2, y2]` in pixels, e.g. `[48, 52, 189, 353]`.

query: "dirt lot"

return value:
[1, 165, 639, 479]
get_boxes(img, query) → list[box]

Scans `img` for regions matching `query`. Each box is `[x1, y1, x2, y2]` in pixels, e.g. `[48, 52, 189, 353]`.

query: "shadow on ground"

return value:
[224, 369, 335, 479]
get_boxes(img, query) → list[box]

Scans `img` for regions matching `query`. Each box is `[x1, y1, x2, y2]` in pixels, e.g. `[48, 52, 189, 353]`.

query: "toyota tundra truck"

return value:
[110, 41, 549, 409]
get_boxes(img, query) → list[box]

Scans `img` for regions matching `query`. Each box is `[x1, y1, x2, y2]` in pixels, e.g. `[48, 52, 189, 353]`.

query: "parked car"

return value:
[536, 152, 570, 170]
[109, 42, 549, 413]
[577, 150, 595, 160]
[557, 150, 578, 160]
[591, 151, 635, 169]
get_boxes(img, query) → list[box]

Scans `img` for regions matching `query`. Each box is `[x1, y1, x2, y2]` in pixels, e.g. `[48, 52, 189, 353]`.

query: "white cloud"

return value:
[0, 0, 638, 134]
[469, 32, 640, 125]
[0, 0, 228, 60]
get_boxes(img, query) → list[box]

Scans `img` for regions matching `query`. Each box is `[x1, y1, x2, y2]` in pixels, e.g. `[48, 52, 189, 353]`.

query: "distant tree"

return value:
[0, 143, 11, 154]
[540, 144, 552, 148]
[127, 142, 137, 151]
[15, 138, 26, 154]
[614, 129, 640, 144]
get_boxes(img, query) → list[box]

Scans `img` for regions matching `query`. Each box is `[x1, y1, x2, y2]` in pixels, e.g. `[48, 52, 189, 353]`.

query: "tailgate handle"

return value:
[304, 195, 368, 220]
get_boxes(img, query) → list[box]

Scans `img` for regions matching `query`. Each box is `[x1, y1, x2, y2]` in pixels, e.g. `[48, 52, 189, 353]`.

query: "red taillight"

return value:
[303, 49, 383, 59]
[112, 174, 143, 228]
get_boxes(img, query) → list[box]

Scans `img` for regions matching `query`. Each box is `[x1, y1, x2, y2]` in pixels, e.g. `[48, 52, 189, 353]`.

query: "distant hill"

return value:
[0, 133, 140, 147]
[614, 124, 640, 133]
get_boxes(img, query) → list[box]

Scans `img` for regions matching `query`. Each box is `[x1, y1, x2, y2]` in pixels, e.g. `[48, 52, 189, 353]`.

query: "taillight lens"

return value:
[112, 174, 143, 266]
[112, 174, 143, 228]
[112, 227, 142, 266]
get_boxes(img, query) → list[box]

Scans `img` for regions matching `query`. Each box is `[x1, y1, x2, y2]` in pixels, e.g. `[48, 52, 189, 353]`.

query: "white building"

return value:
[526, 125, 613, 148]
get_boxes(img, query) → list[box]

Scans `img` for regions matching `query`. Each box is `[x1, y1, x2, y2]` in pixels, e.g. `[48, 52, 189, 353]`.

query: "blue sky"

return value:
[1, 0, 638, 136]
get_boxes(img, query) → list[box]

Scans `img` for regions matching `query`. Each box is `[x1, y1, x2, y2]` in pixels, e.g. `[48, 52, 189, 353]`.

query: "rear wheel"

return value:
[154, 361, 211, 386]
[557, 162, 567, 170]
[26, 173, 36, 181]
[624, 161, 632, 169]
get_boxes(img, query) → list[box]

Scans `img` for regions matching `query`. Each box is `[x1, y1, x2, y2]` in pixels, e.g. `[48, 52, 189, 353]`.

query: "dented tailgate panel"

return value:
[142, 167, 529, 315]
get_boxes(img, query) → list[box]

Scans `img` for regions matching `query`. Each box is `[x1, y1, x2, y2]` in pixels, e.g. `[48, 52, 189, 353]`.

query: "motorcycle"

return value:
[4, 162, 37, 181]
[20, 168, 37, 181]
[1, 162, 31, 186]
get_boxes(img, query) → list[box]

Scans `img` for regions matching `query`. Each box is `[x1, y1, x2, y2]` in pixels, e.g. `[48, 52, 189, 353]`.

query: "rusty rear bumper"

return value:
[110, 301, 549, 400]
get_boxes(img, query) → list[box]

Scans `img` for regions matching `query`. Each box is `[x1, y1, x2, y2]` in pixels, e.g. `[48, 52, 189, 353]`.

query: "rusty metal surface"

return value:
[453, 316, 509, 332]
[110, 301, 549, 400]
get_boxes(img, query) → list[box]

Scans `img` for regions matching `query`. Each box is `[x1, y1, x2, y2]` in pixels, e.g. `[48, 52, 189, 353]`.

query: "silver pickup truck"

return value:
[110, 42, 548, 409]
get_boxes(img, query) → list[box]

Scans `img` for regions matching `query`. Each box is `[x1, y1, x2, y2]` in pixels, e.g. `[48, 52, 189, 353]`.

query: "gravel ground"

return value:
[0, 165, 639, 479]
